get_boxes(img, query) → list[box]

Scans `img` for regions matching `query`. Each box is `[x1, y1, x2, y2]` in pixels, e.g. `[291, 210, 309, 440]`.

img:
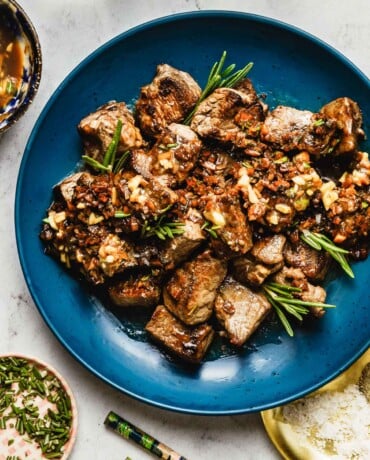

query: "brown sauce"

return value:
[0, 16, 23, 108]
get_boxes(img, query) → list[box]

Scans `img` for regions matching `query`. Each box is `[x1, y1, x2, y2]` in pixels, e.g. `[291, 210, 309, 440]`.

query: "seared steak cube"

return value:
[251, 234, 286, 265]
[202, 192, 253, 256]
[283, 240, 330, 282]
[78, 101, 143, 163]
[260, 105, 337, 155]
[145, 305, 214, 363]
[116, 172, 178, 218]
[108, 275, 161, 308]
[319, 97, 364, 155]
[232, 256, 283, 287]
[149, 123, 202, 186]
[163, 250, 227, 325]
[191, 79, 266, 153]
[136, 64, 201, 138]
[215, 277, 271, 346]
[273, 266, 327, 318]
[133, 124, 202, 187]
[160, 208, 205, 269]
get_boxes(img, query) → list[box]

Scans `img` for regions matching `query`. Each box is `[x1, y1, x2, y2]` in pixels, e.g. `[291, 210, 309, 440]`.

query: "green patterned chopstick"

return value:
[105, 411, 188, 460]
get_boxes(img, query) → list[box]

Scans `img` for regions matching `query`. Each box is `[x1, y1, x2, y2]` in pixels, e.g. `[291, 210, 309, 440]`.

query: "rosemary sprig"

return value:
[201, 220, 220, 238]
[82, 119, 129, 173]
[183, 51, 253, 124]
[263, 282, 335, 337]
[141, 214, 185, 241]
[103, 119, 122, 167]
[113, 150, 130, 173]
[300, 230, 354, 278]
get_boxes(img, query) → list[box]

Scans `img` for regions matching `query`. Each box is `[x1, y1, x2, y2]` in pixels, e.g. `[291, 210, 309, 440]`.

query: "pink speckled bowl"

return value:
[0, 354, 78, 460]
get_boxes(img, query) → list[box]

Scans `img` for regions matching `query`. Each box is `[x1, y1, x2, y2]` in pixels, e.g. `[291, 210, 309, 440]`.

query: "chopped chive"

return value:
[0, 357, 73, 457]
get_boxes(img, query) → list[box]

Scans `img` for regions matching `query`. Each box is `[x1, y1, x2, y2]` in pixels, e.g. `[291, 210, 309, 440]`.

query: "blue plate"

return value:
[15, 11, 370, 414]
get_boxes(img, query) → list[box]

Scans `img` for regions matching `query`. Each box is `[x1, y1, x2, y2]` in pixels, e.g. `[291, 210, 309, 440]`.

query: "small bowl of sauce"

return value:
[0, 0, 42, 133]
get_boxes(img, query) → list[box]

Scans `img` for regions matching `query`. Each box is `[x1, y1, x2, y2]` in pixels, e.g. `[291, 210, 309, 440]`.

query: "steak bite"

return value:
[319, 97, 365, 155]
[215, 277, 271, 346]
[283, 240, 330, 282]
[78, 101, 143, 163]
[116, 172, 178, 219]
[232, 255, 283, 287]
[160, 208, 205, 269]
[260, 105, 337, 155]
[273, 266, 327, 318]
[251, 234, 286, 265]
[54, 172, 91, 207]
[145, 305, 214, 364]
[163, 250, 227, 325]
[202, 191, 253, 257]
[191, 79, 266, 155]
[133, 123, 202, 187]
[108, 275, 161, 308]
[136, 64, 201, 138]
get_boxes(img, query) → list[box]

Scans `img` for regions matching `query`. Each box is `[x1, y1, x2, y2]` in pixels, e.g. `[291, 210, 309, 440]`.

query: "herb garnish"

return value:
[82, 119, 130, 173]
[0, 357, 73, 459]
[183, 51, 253, 124]
[141, 214, 185, 240]
[300, 230, 354, 278]
[263, 282, 335, 336]
[201, 220, 220, 238]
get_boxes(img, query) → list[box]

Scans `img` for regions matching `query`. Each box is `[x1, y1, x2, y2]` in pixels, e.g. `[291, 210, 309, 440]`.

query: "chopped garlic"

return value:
[203, 209, 226, 228]
[88, 212, 104, 225]
[275, 203, 291, 214]
[237, 167, 260, 204]
[128, 175, 145, 192]
[54, 211, 66, 223]
[320, 181, 339, 210]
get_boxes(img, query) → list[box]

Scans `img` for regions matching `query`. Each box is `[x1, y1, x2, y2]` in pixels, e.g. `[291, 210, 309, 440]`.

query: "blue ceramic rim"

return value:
[0, 0, 42, 133]
[15, 10, 370, 415]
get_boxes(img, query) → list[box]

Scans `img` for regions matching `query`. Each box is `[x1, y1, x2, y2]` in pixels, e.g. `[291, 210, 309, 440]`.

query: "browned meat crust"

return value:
[191, 79, 266, 154]
[108, 275, 161, 308]
[136, 64, 201, 138]
[215, 277, 271, 346]
[260, 105, 337, 155]
[232, 256, 283, 287]
[202, 191, 253, 257]
[160, 208, 205, 269]
[163, 250, 227, 325]
[78, 101, 143, 162]
[251, 234, 286, 265]
[132, 123, 202, 187]
[319, 97, 365, 155]
[145, 305, 214, 363]
[283, 240, 330, 282]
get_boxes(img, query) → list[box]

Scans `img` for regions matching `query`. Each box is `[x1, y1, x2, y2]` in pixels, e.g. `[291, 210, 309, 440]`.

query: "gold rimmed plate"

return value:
[261, 348, 370, 459]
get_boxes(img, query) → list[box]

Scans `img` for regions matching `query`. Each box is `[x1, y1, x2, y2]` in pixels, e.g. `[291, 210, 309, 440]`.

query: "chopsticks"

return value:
[105, 411, 188, 460]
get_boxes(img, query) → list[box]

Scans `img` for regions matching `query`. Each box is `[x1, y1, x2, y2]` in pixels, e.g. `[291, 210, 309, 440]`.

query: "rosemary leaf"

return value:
[82, 155, 109, 172]
[301, 230, 354, 278]
[263, 282, 335, 337]
[183, 51, 253, 125]
[113, 150, 130, 173]
[103, 119, 123, 167]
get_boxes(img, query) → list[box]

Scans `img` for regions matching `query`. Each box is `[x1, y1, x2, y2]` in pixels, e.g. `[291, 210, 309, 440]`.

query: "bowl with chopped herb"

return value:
[0, 0, 42, 134]
[0, 354, 77, 459]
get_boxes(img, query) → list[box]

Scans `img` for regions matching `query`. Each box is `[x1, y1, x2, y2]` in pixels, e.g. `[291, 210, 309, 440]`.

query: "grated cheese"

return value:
[282, 384, 370, 459]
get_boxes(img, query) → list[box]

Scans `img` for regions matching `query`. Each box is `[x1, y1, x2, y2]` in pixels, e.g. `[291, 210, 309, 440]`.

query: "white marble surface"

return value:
[0, 1, 369, 459]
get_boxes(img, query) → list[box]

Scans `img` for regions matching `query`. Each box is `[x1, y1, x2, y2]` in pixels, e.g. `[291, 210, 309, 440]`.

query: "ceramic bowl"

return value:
[0, 354, 78, 460]
[0, 0, 42, 133]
